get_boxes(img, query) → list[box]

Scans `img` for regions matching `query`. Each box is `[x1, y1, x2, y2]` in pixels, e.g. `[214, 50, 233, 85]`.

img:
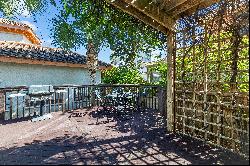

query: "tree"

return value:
[50, 0, 166, 67]
[51, 0, 167, 84]
[102, 66, 145, 84]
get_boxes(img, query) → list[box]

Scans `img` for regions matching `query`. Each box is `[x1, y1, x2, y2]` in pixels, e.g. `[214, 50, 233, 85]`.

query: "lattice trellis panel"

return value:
[174, 0, 249, 157]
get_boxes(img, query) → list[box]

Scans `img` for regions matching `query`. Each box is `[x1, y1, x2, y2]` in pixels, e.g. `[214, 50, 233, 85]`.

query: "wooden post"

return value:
[90, 86, 95, 107]
[0, 91, 5, 120]
[158, 87, 166, 117]
[10, 96, 13, 120]
[166, 30, 175, 132]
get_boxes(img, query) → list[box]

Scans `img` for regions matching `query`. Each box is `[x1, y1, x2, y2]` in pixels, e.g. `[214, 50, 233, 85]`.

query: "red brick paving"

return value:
[0, 108, 248, 165]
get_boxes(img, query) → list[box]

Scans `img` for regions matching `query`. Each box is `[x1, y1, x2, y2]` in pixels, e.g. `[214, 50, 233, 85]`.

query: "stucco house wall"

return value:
[0, 18, 108, 88]
[0, 32, 31, 44]
[0, 62, 101, 87]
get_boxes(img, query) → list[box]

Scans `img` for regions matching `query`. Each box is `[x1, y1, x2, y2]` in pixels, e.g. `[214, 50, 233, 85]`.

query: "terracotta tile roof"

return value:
[0, 18, 41, 45]
[0, 42, 110, 67]
[0, 18, 30, 29]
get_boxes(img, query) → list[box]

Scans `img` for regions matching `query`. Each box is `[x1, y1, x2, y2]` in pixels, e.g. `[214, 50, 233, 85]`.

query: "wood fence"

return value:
[0, 84, 166, 121]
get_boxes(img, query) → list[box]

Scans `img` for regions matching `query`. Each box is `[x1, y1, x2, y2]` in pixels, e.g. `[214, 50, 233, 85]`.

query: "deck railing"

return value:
[0, 84, 166, 120]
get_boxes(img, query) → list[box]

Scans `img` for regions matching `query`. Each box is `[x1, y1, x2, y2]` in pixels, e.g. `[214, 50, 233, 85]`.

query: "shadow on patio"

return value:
[0, 108, 248, 165]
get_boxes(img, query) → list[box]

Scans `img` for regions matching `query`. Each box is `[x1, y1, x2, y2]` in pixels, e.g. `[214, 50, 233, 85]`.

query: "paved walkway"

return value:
[0, 108, 248, 165]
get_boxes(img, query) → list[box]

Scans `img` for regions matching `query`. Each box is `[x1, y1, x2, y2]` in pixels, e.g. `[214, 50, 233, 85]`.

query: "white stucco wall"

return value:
[0, 32, 32, 44]
[0, 62, 101, 87]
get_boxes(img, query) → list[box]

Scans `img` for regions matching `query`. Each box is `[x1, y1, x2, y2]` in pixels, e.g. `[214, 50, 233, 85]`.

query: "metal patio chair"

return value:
[94, 89, 113, 123]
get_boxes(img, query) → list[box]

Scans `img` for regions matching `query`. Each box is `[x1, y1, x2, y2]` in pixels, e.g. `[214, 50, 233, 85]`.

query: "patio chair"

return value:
[112, 91, 133, 120]
[124, 90, 138, 110]
[94, 89, 112, 123]
[138, 88, 148, 111]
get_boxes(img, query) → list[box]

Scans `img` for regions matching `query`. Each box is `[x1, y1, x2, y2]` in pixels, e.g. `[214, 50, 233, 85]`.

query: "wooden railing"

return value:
[0, 84, 166, 121]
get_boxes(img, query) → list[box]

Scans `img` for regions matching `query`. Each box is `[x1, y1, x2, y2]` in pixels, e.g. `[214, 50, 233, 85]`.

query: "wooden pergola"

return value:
[107, 0, 249, 156]
[106, 0, 218, 34]
[106, 0, 219, 131]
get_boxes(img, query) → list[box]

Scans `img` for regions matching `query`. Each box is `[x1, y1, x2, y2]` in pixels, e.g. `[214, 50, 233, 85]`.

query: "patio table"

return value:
[105, 91, 137, 113]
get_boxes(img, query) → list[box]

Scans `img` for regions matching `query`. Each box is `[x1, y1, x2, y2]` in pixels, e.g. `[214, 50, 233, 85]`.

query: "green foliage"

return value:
[51, 18, 83, 50]
[24, 0, 47, 15]
[148, 60, 168, 85]
[0, 0, 17, 18]
[102, 66, 145, 84]
[176, 31, 249, 93]
[0, 0, 47, 18]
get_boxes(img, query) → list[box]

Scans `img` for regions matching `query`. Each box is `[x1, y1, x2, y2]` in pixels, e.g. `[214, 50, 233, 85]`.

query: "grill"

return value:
[27, 85, 54, 121]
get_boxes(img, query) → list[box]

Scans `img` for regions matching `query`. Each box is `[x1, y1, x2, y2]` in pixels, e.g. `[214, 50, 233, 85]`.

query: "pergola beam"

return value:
[108, 0, 176, 31]
[107, 0, 169, 34]
[161, 0, 189, 11]
[123, 0, 176, 31]
[108, 0, 220, 31]
[170, 0, 220, 17]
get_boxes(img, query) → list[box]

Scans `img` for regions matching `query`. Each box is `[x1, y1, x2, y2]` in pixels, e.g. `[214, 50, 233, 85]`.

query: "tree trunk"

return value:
[86, 41, 98, 106]
[86, 41, 98, 85]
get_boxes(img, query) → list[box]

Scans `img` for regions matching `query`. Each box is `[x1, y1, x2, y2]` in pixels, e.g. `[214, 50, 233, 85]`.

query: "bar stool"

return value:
[8, 93, 26, 119]
[55, 89, 67, 112]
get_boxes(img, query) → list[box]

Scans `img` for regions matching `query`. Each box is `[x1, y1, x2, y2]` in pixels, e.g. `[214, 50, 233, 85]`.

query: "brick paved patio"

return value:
[0, 108, 248, 165]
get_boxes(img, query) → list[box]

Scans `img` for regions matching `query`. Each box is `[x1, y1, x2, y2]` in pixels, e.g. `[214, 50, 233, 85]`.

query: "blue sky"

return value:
[0, 0, 111, 63]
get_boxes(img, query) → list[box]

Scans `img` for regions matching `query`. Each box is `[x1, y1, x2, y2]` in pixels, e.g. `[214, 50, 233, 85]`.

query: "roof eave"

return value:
[0, 23, 41, 45]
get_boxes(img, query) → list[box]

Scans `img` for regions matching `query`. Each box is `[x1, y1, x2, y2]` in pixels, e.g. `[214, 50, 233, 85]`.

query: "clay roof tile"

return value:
[0, 41, 111, 67]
